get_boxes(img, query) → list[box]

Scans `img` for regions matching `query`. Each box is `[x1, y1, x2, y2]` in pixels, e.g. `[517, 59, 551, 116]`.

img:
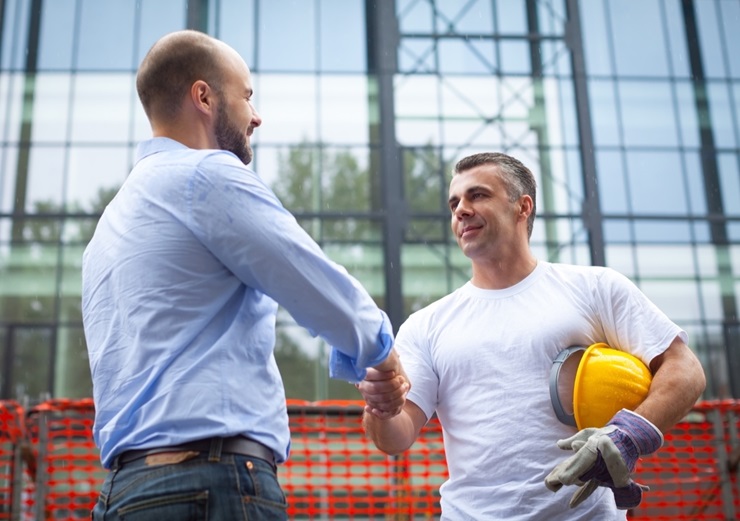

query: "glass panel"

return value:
[10, 327, 52, 398]
[589, 80, 620, 147]
[638, 280, 700, 322]
[404, 146, 447, 213]
[500, 40, 531, 75]
[683, 151, 706, 214]
[54, 326, 92, 398]
[398, 38, 436, 74]
[77, 0, 136, 70]
[440, 75, 498, 123]
[37, 0, 76, 70]
[633, 220, 694, 243]
[719, 0, 740, 78]
[31, 74, 72, 143]
[70, 73, 133, 143]
[406, 218, 447, 243]
[718, 152, 740, 215]
[707, 82, 738, 149]
[537, 0, 566, 37]
[0, 242, 59, 324]
[211, 0, 254, 66]
[674, 81, 700, 147]
[540, 148, 583, 215]
[435, 0, 493, 33]
[270, 144, 323, 213]
[438, 38, 497, 75]
[26, 146, 66, 212]
[626, 151, 687, 215]
[319, 76, 369, 144]
[579, 0, 612, 76]
[694, 0, 726, 78]
[137, 0, 187, 67]
[324, 244, 384, 296]
[495, 0, 527, 34]
[605, 244, 636, 277]
[275, 315, 322, 400]
[319, 218, 382, 243]
[618, 81, 679, 147]
[397, 0, 434, 33]
[320, 147, 373, 212]
[258, 0, 316, 72]
[635, 245, 696, 276]
[663, 0, 691, 78]
[604, 220, 633, 244]
[0, 146, 20, 213]
[531, 217, 590, 265]
[401, 242, 469, 316]
[319, 0, 365, 73]
[268, 145, 373, 215]
[597, 151, 628, 214]
[60, 243, 84, 322]
[0, 73, 24, 144]
[608, 0, 669, 77]
[395, 75, 440, 145]
[1, 0, 31, 70]
[67, 146, 128, 212]
[255, 74, 317, 144]
[540, 41, 572, 77]
[698, 280, 724, 321]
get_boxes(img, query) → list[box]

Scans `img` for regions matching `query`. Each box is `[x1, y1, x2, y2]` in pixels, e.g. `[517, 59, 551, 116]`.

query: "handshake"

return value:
[355, 349, 411, 420]
[545, 409, 663, 510]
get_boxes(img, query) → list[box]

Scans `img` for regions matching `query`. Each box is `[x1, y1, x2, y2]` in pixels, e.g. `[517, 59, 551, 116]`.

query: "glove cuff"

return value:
[610, 409, 663, 455]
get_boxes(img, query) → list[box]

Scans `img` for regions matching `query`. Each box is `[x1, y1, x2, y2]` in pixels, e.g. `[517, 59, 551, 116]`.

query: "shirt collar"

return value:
[135, 137, 189, 163]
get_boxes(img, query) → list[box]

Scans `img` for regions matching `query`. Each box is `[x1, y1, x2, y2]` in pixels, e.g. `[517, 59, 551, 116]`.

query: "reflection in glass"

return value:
[626, 150, 687, 215]
[67, 147, 128, 212]
[77, 0, 136, 70]
[31, 74, 72, 142]
[71, 74, 134, 143]
[54, 327, 92, 398]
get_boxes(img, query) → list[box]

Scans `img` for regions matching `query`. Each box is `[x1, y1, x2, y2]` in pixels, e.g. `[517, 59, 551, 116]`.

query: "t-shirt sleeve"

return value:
[395, 310, 438, 422]
[594, 267, 688, 366]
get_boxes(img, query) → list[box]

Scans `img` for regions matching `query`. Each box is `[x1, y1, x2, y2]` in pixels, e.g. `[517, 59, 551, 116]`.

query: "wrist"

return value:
[610, 409, 663, 455]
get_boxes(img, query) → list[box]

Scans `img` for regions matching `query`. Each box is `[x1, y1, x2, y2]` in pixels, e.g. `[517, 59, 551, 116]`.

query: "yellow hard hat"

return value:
[550, 343, 653, 430]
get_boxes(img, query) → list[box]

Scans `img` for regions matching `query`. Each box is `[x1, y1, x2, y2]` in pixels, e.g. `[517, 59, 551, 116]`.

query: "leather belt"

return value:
[116, 436, 275, 467]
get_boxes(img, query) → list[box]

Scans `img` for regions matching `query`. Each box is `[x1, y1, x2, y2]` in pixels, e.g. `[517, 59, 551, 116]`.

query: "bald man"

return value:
[83, 30, 408, 520]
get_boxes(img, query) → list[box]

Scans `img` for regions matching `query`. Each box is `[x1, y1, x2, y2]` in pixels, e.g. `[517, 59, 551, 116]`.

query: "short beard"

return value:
[214, 101, 252, 165]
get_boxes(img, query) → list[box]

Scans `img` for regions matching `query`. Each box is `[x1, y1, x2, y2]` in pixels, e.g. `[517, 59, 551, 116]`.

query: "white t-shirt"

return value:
[396, 261, 687, 520]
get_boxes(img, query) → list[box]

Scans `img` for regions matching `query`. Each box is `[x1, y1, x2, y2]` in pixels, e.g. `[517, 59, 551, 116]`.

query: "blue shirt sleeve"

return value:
[187, 152, 392, 382]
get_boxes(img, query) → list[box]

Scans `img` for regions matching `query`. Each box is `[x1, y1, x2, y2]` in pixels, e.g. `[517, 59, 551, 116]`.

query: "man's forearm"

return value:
[363, 409, 418, 456]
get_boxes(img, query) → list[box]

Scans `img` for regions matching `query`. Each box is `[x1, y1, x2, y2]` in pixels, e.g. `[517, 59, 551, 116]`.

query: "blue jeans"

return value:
[91, 451, 288, 520]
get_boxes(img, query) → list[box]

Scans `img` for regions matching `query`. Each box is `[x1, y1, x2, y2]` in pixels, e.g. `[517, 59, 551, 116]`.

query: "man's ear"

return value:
[519, 194, 534, 220]
[190, 80, 215, 116]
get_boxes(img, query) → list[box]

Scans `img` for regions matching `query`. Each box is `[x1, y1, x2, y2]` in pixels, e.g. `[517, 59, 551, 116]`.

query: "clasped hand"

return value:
[545, 409, 662, 510]
[356, 351, 410, 420]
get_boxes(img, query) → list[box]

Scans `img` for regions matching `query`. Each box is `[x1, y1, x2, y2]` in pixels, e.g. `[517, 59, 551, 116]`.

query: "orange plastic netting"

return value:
[0, 398, 736, 520]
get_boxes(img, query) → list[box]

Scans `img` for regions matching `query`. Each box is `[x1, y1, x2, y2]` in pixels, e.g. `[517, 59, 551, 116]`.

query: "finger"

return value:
[545, 445, 599, 488]
[364, 382, 409, 413]
[363, 368, 396, 381]
[569, 479, 600, 508]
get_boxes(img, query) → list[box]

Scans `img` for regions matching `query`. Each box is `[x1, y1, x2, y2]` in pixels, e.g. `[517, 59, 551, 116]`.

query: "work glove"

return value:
[544, 409, 663, 509]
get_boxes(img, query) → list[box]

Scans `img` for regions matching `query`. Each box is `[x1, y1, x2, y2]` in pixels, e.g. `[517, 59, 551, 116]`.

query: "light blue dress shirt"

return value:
[82, 138, 393, 468]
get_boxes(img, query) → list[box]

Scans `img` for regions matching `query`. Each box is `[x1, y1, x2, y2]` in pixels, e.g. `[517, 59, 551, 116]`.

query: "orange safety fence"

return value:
[629, 400, 739, 520]
[0, 400, 24, 519]
[0, 398, 736, 520]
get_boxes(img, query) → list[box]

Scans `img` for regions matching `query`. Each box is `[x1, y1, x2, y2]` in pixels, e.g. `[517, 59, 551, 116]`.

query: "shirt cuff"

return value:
[328, 311, 394, 383]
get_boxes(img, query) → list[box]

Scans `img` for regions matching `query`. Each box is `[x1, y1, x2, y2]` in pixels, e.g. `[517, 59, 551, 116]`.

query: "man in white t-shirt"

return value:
[358, 152, 706, 520]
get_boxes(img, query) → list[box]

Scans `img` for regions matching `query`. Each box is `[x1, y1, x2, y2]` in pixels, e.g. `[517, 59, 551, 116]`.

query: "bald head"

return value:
[136, 30, 227, 123]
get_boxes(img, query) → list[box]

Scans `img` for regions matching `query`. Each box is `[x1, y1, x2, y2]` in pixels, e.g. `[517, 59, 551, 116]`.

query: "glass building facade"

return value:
[0, 0, 737, 401]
